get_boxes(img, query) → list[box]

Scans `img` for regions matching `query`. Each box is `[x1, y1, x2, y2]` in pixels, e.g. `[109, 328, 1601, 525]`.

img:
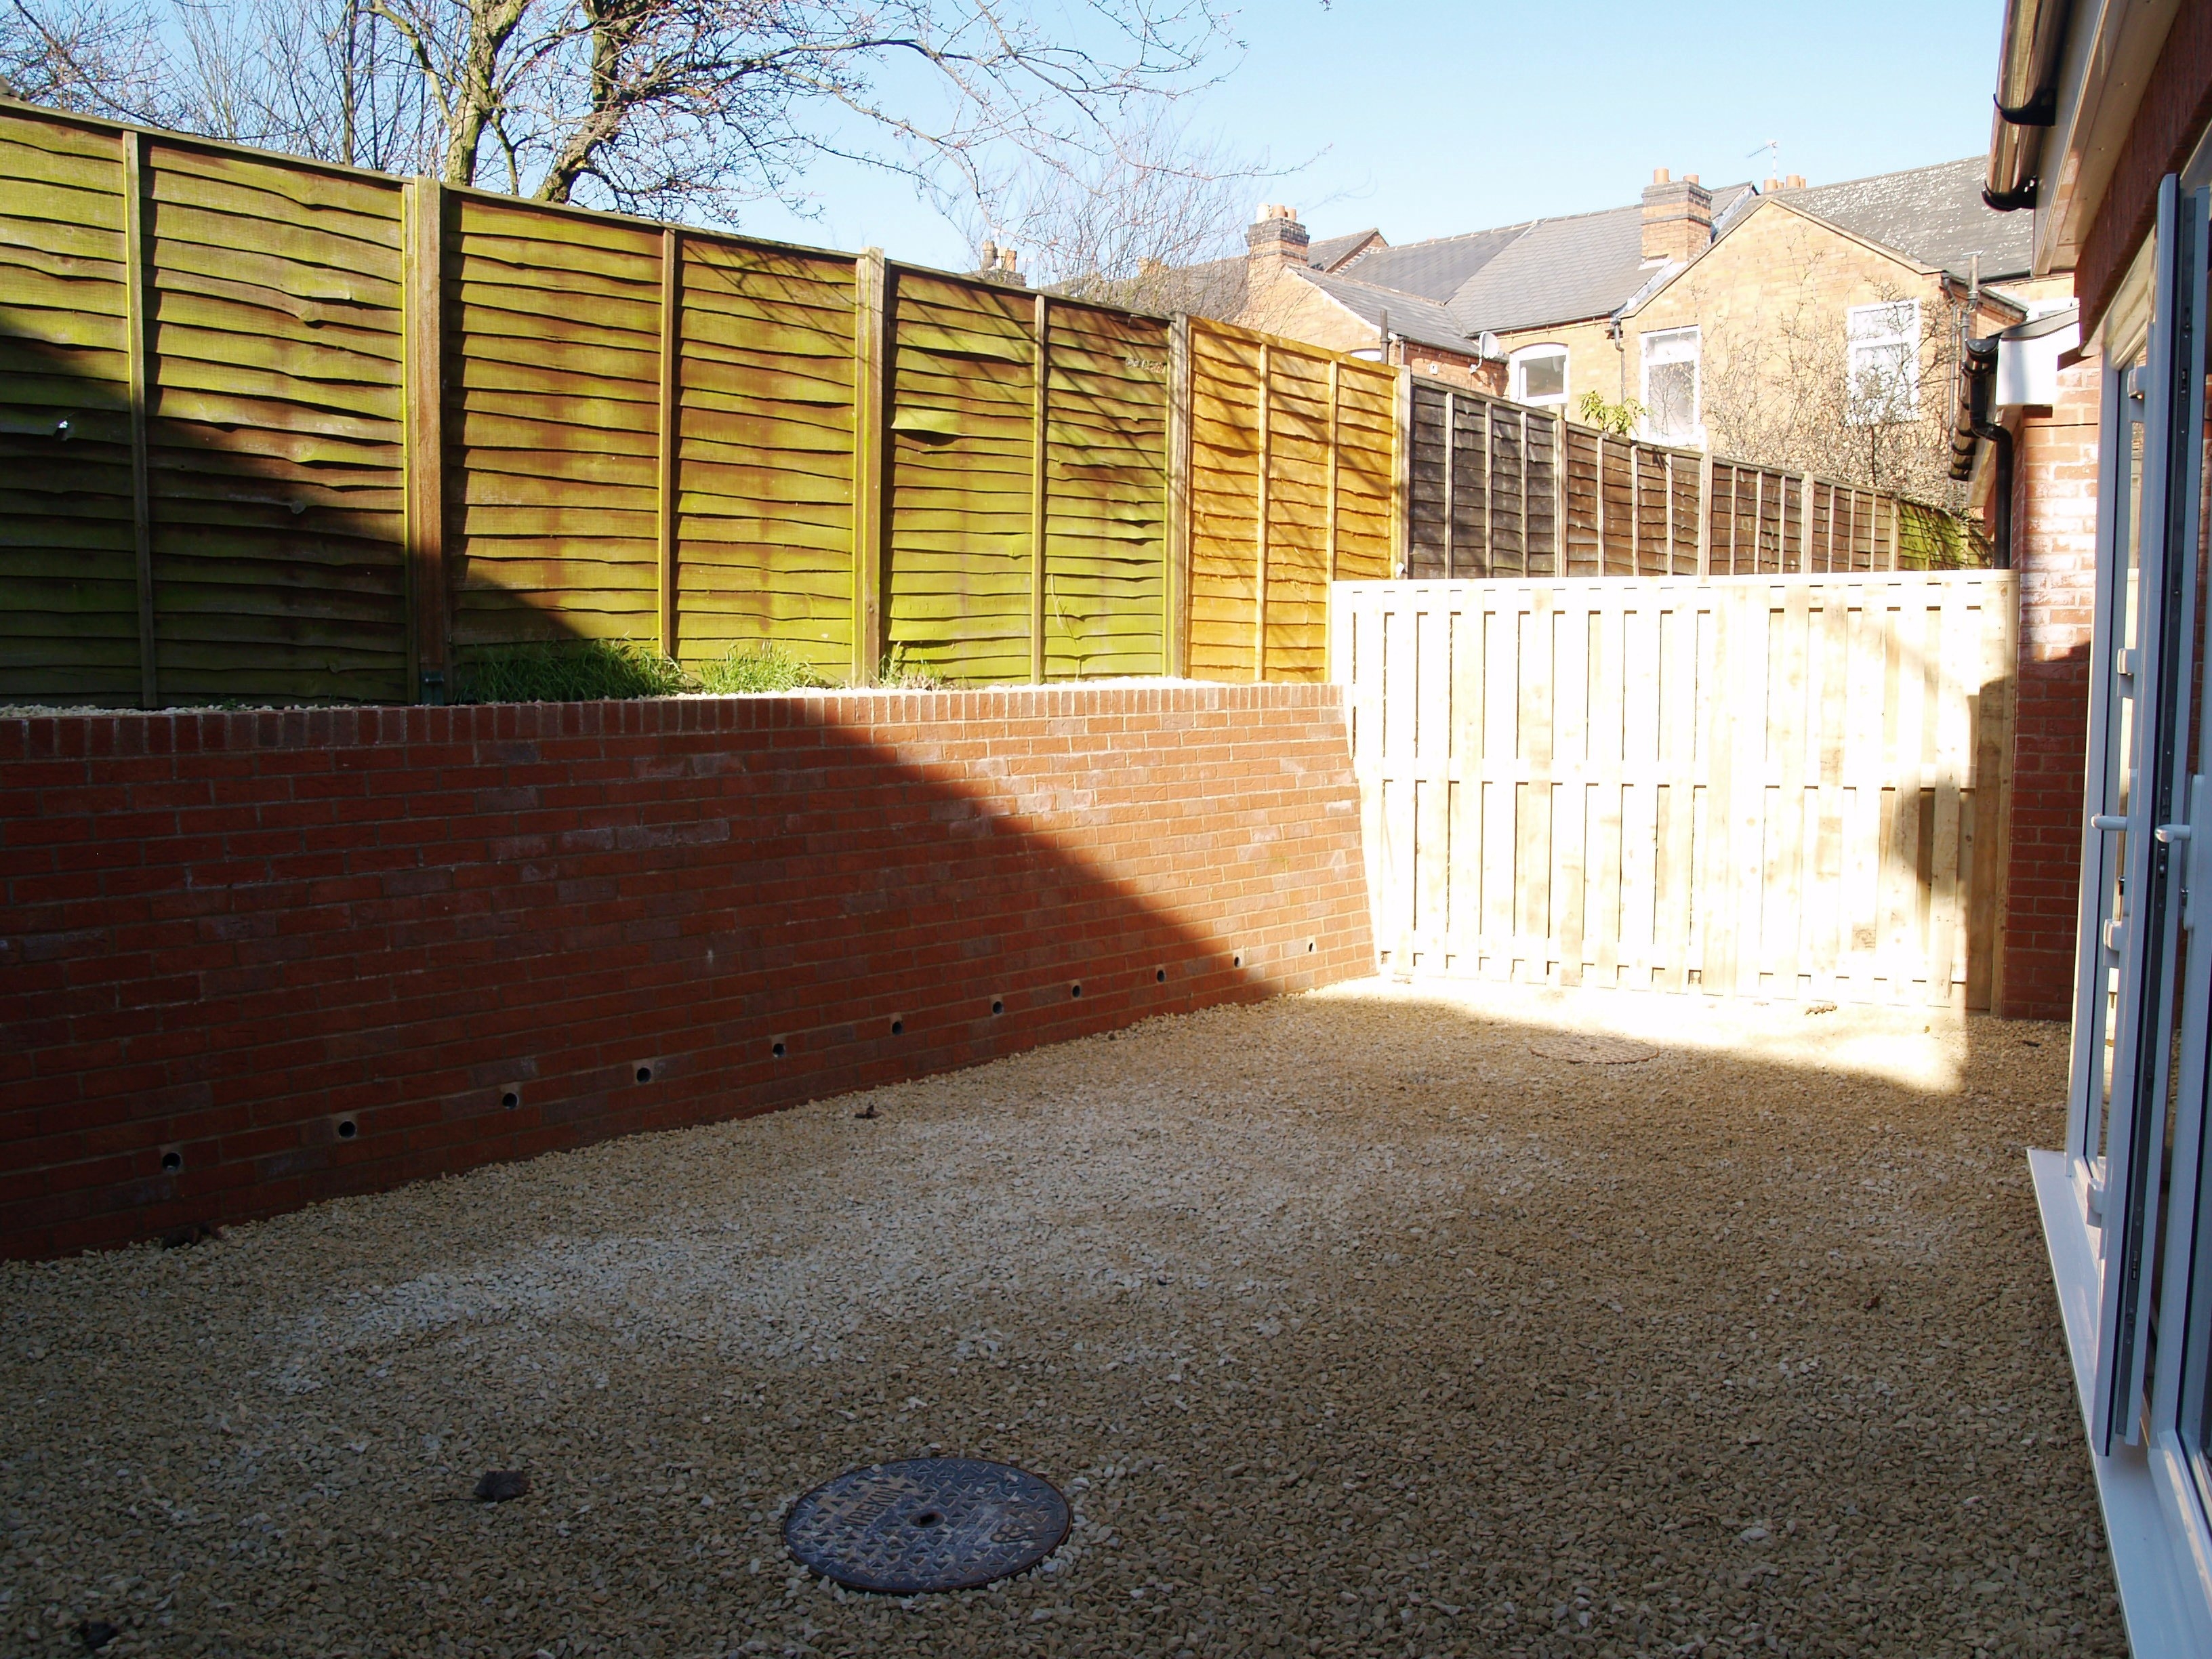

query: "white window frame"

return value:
[1508, 344, 1568, 409]
[1638, 325, 1703, 445]
[1844, 298, 1921, 424]
[2030, 176, 2212, 1656]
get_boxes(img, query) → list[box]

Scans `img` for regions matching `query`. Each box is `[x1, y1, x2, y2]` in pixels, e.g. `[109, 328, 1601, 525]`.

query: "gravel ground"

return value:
[0, 980, 2122, 1659]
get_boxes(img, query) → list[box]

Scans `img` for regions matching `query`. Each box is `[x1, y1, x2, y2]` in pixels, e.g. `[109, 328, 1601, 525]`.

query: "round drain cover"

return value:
[783, 1458, 1070, 1593]
[1529, 1034, 1658, 1065]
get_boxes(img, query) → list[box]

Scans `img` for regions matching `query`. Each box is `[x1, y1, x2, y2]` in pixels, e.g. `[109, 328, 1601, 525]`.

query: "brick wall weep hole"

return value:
[0, 685, 1375, 1259]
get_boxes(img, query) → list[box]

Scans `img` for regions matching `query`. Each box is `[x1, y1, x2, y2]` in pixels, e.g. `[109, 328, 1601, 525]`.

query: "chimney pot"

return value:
[1684, 173, 1699, 184]
[1785, 173, 1805, 189]
[1653, 167, 1670, 184]
[1763, 176, 1781, 192]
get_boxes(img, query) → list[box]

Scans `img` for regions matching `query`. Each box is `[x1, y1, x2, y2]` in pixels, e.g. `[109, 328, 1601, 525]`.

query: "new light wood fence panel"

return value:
[674, 238, 857, 674]
[1334, 573, 2017, 1008]
[0, 107, 138, 701]
[1187, 321, 1263, 680]
[1041, 300, 1168, 678]
[1185, 317, 1397, 681]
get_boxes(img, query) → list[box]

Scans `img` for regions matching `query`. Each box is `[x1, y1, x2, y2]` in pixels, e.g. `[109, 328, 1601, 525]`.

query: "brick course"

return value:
[0, 685, 1374, 1259]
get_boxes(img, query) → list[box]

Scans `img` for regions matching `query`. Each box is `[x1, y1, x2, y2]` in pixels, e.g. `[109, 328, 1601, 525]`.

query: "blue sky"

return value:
[734, 1, 2008, 270]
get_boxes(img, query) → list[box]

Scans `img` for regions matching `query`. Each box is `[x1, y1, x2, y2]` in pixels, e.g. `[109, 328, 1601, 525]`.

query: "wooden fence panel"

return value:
[674, 237, 858, 674]
[1041, 301, 1168, 678]
[446, 194, 661, 649]
[882, 271, 1036, 682]
[1333, 572, 2018, 1008]
[1261, 343, 1332, 679]
[1187, 321, 1263, 678]
[1332, 362, 1396, 582]
[142, 142, 409, 701]
[1185, 319, 1399, 678]
[0, 107, 140, 702]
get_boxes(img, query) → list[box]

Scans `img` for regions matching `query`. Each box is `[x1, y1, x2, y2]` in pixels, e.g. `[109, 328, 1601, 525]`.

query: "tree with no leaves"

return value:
[2, 0, 1233, 225]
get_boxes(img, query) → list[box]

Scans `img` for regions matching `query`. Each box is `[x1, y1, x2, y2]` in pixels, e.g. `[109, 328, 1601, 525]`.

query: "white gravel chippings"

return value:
[0, 979, 2123, 1658]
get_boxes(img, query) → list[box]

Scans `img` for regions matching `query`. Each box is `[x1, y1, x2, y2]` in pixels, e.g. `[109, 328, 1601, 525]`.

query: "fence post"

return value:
[1326, 359, 1341, 580]
[1254, 342, 1271, 682]
[121, 131, 157, 710]
[1696, 449, 1714, 578]
[1030, 293, 1050, 684]
[656, 228, 681, 660]
[1887, 494, 1901, 570]
[1166, 314, 1192, 676]
[403, 178, 447, 704]
[1799, 472, 1815, 573]
[1393, 368, 1412, 577]
[1553, 413, 1568, 578]
[1441, 389, 1456, 577]
[850, 249, 888, 682]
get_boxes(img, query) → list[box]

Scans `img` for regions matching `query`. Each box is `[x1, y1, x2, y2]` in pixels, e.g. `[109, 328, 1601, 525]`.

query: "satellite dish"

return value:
[1478, 332, 1502, 361]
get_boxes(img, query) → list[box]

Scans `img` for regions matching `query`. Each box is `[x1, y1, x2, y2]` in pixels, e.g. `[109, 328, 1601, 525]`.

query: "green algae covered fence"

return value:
[0, 102, 1401, 705]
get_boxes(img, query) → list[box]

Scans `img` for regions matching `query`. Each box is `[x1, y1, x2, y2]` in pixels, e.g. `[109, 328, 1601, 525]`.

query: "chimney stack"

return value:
[1246, 203, 1311, 278]
[1641, 168, 1713, 264]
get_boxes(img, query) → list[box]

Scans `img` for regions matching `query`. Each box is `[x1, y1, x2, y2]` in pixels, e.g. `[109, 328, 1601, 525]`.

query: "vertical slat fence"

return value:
[1332, 573, 2018, 1008]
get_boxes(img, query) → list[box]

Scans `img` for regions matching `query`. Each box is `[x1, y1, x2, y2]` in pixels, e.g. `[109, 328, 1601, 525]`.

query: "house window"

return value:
[1639, 326, 1701, 443]
[1509, 345, 1568, 407]
[1845, 299, 1921, 422]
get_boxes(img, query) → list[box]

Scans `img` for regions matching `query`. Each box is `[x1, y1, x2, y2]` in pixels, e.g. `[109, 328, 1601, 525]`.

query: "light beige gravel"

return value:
[1, 980, 2121, 1658]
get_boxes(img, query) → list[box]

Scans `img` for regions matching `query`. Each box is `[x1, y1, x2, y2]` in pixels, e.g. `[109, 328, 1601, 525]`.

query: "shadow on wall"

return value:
[0, 687, 1374, 1258]
[2, 314, 420, 708]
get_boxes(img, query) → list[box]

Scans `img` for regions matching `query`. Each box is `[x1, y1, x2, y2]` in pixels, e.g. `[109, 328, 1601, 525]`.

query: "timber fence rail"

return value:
[1333, 573, 2018, 1008]
[1403, 380, 1990, 581]
[0, 101, 1399, 705]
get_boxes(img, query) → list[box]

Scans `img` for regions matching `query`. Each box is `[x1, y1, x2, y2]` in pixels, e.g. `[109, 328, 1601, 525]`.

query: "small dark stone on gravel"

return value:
[75, 1620, 119, 1652]
[854, 1103, 878, 1119]
[472, 1469, 531, 1502]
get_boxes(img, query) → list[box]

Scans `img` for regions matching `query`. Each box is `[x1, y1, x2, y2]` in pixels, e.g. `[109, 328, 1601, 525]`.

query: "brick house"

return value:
[1232, 161, 2045, 477]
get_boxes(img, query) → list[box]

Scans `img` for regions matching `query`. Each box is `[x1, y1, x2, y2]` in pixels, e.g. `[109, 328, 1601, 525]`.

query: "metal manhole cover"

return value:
[783, 1458, 1070, 1593]
[1528, 1034, 1658, 1065]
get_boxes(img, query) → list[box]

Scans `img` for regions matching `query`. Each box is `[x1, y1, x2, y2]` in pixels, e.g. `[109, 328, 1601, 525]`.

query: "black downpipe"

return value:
[1963, 335, 2013, 569]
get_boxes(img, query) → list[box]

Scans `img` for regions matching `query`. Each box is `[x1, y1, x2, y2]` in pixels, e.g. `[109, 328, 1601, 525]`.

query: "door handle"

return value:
[2156, 823, 2192, 844]
[2092, 815, 2129, 832]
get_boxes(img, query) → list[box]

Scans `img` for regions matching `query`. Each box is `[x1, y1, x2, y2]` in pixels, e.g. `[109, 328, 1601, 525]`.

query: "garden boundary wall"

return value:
[0, 100, 1397, 705]
[1334, 573, 2017, 1008]
[1403, 380, 1990, 579]
[0, 684, 1374, 1259]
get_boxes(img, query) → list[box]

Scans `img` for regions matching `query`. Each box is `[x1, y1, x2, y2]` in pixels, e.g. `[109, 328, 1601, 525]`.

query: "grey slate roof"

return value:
[1332, 226, 1529, 301]
[1772, 157, 2031, 280]
[1307, 229, 1384, 272]
[1443, 184, 1755, 337]
[1299, 270, 1473, 354]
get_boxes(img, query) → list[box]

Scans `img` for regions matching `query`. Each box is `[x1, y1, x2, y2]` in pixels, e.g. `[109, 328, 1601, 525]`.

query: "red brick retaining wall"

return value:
[0, 685, 1374, 1259]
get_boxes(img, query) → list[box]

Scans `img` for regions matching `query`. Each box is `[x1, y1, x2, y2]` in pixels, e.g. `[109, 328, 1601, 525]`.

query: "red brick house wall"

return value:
[2001, 358, 2104, 1018]
[0, 686, 1374, 1260]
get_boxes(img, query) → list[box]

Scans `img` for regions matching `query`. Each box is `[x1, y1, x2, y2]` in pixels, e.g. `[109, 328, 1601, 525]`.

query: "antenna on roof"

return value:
[1747, 138, 1780, 185]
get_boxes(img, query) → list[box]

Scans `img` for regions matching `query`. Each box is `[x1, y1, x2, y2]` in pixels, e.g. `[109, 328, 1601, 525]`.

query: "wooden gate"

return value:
[1331, 573, 2018, 1007]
